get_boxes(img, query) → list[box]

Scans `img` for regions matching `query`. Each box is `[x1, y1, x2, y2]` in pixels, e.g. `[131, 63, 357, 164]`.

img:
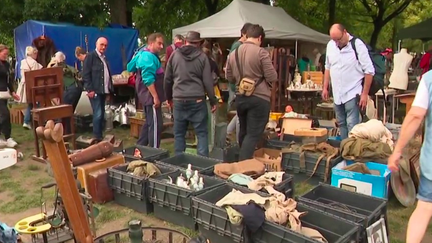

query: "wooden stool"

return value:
[32, 105, 75, 162]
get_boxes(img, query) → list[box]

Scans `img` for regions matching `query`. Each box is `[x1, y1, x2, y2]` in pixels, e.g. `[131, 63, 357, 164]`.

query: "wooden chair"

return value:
[24, 67, 76, 162]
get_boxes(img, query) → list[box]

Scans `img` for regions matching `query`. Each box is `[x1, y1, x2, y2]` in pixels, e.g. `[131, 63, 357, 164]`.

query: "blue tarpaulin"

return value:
[14, 20, 139, 79]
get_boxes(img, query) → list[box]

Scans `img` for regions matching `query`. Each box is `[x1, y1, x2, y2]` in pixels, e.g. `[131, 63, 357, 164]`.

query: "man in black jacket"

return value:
[82, 37, 113, 141]
[164, 31, 217, 157]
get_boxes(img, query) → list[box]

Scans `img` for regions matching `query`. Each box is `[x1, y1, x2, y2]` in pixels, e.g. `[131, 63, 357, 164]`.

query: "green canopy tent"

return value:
[398, 18, 432, 41]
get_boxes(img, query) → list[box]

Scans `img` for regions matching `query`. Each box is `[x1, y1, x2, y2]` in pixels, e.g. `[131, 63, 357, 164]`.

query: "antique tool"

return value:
[34, 121, 94, 243]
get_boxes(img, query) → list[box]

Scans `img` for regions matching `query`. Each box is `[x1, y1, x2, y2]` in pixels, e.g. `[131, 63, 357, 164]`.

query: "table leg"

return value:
[32, 119, 40, 158]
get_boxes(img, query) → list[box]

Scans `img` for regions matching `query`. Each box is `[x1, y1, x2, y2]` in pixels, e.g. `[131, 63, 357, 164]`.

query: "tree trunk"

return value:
[369, 20, 384, 49]
[328, 0, 336, 29]
[109, 0, 128, 26]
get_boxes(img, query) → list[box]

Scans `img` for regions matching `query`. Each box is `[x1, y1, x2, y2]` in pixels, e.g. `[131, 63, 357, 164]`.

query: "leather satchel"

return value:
[69, 141, 114, 166]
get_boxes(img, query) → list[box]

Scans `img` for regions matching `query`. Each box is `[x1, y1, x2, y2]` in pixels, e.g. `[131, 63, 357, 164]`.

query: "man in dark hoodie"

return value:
[164, 31, 217, 157]
[127, 33, 165, 148]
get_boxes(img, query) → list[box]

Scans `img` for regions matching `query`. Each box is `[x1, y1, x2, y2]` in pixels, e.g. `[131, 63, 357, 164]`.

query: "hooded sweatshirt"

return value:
[127, 47, 165, 106]
[164, 45, 217, 106]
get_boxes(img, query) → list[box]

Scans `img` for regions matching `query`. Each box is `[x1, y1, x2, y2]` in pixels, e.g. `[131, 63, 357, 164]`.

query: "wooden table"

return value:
[395, 93, 416, 116]
[287, 88, 322, 115]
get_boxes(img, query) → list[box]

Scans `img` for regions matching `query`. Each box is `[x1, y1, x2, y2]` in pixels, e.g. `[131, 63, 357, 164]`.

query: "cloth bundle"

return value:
[126, 160, 161, 178]
[214, 159, 266, 179]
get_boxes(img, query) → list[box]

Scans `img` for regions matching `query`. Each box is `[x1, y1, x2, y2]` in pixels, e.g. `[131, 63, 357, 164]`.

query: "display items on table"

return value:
[112, 71, 131, 85]
[331, 161, 391, 199]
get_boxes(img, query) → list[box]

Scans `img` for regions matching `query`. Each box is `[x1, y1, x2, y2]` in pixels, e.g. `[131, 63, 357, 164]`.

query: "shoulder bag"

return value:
[234, 47, 263, 96]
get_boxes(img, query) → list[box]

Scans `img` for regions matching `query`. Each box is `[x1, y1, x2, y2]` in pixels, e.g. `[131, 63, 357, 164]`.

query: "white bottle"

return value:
[192, 170, 199, 183]
[196, 177, 204, 191]
[186, 164, 193, 180]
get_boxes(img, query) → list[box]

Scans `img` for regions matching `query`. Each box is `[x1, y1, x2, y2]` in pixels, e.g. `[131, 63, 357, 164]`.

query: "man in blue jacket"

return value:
[127, 33, 165, 148]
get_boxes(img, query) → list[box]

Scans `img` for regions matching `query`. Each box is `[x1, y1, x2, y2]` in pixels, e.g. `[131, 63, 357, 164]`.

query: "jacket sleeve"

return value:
[6, 62, 14, 93]
[225, 53, 235, 83]
[259, 49, 278, 83]
[136, 52, 157, 87]
[164, 54, 174, 101]
[82, 53, 93, 91]
[202, 56, 217, 106]
[127, 52, 139, 72]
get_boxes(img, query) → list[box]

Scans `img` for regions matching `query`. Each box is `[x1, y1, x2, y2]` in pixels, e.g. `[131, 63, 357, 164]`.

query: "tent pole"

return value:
[295, 40, 298, 59]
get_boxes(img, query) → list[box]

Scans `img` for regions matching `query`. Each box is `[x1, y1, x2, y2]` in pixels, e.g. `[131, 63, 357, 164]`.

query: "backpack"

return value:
[350, 37, 386, 97]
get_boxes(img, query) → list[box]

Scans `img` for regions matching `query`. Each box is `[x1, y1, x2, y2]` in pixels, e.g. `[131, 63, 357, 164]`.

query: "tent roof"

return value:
[398, 18, 432, 41]
[173, 0, 329, 44]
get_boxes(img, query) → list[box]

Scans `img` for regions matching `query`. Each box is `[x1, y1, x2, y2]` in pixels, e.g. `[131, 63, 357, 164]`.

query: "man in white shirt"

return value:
[322, 23, 375, 139]
[388, 70, 432, 243]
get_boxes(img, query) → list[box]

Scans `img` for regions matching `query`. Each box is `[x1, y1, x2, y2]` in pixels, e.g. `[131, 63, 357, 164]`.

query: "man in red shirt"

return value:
[165, 35, 184, 67]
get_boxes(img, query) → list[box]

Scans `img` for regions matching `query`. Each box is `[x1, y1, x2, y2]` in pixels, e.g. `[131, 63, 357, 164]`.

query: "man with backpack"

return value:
[322, 23, 377, 139]
[165, 34, 184, 67]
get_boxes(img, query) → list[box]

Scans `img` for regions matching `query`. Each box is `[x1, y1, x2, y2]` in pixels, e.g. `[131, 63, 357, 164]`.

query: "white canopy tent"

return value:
[172, 0, 330, 44]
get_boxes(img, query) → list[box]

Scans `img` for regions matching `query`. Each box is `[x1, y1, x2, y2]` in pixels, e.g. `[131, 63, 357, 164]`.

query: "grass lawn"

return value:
[0, 123, 430, 243]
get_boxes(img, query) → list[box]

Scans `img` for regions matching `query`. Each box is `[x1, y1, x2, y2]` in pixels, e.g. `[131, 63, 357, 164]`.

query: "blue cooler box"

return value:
[331, 161, 391, 199]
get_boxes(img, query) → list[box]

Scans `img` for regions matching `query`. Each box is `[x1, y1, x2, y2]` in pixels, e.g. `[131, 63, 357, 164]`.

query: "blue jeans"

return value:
[24, 104, 32, 124]
[418, 173, 432, 203]
[89, 94, 106, 140]
[63, 84, 83, 134]
[334, 97, 360, 140]
[173, 100, 209, 157]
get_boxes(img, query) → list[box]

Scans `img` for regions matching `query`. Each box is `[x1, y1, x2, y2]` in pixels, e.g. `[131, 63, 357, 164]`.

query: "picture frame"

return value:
[366, 218, 389, 243]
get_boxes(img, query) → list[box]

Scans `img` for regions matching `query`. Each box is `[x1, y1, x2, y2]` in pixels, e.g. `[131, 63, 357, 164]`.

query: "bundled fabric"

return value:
[349, 119, 394, 148]
[126, 160, 161, 178]
[214, 159, 265, 179]
[340, 137, 392, 163]
[216, 189, 327, 242]
[247, 172, 285, 201]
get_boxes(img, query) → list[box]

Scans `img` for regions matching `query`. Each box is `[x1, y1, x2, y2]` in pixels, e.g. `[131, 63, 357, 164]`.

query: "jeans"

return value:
[89, 94, 106, 140]
[334, 97, 361, 140]
[63, 84, 83, 134]
[227, 114, 240, 141]
[418, 172, 432, 203]
[236, 95, 270, 161]
[173, 100, 209, 157]
[0, 99, 11, 139]
[227, 88, 236, 111]
[24, 104, 32, 124]
[137, 105, 163, 148]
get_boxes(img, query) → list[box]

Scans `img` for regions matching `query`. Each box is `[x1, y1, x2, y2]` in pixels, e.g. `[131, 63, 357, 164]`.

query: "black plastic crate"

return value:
[156, 153, 222, 172]
[115, 145, 169, 162]
[282, 151, 342, 180]
[148, 170, 225, 229]
[253, 203, 361, 243]
[297, 183, 387, 241]
[209, 144, 239, 162]
[108, 163, 177, 214]
[264, 137, 301, 150]
[192, 184, 270, 243]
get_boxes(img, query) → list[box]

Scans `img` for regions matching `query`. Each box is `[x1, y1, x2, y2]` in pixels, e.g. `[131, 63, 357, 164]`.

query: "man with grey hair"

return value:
[82, 37, 113, 142]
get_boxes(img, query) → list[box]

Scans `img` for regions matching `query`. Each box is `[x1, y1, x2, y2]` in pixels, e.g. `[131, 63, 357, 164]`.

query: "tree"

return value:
[354, 0, 416, 48]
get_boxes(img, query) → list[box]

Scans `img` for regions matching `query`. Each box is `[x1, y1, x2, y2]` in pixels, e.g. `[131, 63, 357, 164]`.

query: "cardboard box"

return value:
[254, 148, 282, 171]
[331, 161, 391, 199]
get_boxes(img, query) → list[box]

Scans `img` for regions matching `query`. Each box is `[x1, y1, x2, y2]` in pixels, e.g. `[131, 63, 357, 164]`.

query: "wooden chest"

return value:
[76, 153, 125, 193]
[130, 117, 145, 138]
[10, 107, 24, 125]
[87, 169, 113, 204]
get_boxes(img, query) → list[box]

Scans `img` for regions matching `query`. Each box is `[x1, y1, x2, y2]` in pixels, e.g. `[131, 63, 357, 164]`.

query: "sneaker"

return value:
[23, 123, 32, 130]
[6, 138, 17, 148]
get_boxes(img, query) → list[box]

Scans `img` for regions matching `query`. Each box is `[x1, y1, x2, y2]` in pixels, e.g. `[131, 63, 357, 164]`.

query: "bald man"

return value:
[82, 37, 114, 141]
[322, 24, 374, 139]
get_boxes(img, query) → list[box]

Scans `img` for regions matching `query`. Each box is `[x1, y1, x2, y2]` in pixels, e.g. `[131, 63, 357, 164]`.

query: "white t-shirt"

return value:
[412, 78, 429, 110]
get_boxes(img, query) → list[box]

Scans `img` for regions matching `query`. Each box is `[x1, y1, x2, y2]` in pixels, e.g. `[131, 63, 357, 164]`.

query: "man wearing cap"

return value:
[388, 69, 432, 243]
[164, 31, 217, 157]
